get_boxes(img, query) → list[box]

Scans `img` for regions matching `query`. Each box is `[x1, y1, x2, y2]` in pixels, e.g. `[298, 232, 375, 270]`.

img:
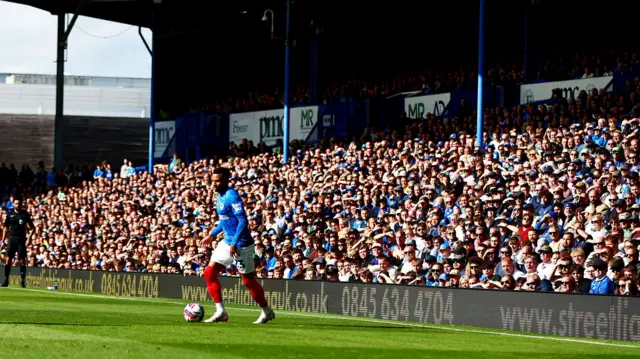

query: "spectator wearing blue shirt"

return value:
[264, 246, 277, 271]
[282, 254, 297, 279]
[125, 160, 136, 177]
[5, 196, 14, 211]
[443, 197, 456, 221]
[534, 190, 553, 218]
[479, 132, 492, 151]
[589, 259, 615, 295]
[425, 262, 443, 287]
[612, 147, 626, 168]
[350, 208, 368, 231]
[371, 199, 385, 220]
[104, 164, 114, 181]
[93, 165, 104, 179]
[591, 127, 607, 147]
[436, 241, 451, 262]
[46, 168, 58, 188]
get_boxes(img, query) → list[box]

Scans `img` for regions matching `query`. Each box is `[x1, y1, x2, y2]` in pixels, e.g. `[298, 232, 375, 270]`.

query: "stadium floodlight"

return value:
[262, 9, 275, 39]
[261, 4, 291, 163]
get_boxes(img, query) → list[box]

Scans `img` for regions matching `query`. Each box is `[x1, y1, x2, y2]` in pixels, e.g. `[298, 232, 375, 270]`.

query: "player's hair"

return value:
[213, 167, 231, 178]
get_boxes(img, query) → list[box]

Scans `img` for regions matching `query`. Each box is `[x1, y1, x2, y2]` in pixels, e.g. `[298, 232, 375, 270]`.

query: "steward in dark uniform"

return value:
[2, 199, 34, 287]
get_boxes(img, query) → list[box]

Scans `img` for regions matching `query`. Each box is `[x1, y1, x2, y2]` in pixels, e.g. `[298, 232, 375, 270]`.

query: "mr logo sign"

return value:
[300, 108, 315, 130]
[404, 93, 451, 119]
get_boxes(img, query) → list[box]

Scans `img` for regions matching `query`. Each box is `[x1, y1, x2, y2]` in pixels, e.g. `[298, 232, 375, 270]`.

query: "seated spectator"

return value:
[589, 259, 615, 295]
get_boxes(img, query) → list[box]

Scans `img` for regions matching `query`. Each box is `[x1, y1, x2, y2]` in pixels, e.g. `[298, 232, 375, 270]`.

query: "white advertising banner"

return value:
[229, 106, 318, 146]
[520, 76, 613, 104]
[404, 93, 451, 118]
[154, 120, 175, 158]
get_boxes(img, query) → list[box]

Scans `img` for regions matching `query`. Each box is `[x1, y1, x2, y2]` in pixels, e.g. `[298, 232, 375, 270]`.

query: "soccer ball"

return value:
[183, 303, 205, 322]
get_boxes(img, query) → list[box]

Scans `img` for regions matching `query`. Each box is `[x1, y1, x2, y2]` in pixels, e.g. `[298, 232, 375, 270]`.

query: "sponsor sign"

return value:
[154, 120, 175, 158]
[520, 76, 613, 104]
[229, 106, 318, 146]
[4, 267, 640, 341]
[404, 93, 451, 118]
[322, 114, 334, 127]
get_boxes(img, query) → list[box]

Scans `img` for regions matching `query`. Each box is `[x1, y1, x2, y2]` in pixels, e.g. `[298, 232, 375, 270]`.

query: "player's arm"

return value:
[25, 212, 35, 246]
[200, 222, 223, 247]
[2, 213, 9, 243]
[228, 194, 248, 249]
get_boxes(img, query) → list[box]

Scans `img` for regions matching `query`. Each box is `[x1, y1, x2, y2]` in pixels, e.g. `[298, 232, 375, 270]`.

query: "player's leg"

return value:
[2, 240, 17, 287]
[1, 257, 9, 287]
[202, 261, 228, 322]
[240, 272, 276, 324]
[18, 241, 27, 288]
[236, 245, 275, 324]
[202, 242, 232, 322]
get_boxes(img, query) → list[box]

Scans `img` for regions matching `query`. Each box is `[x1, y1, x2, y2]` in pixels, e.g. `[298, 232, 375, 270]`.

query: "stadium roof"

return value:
[2, 0, 294, 29]
[5, 0, 154, 28]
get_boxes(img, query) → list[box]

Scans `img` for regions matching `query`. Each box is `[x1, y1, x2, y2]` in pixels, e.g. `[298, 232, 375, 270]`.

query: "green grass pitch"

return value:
[0, 288, 638, 358]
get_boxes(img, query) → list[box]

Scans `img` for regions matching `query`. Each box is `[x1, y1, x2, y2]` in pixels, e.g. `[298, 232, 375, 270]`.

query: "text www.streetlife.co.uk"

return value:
[181, 281, 329, 314]
[500, 298, 640, 341]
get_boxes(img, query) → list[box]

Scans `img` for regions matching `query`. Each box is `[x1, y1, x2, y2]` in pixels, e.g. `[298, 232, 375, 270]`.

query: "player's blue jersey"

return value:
[210, 187, 253, 248]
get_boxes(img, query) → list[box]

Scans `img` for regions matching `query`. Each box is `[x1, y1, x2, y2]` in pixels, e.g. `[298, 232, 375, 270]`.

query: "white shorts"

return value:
[211, 241, 255, 274]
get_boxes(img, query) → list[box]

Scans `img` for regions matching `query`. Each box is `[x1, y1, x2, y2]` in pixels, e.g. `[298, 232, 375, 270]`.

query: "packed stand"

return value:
[2, 51, 640, 296]
[3, 78, 640, 297]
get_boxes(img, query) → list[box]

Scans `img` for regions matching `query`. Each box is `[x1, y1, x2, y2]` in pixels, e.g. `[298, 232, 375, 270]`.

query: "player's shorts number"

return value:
[211, 242, 255, 274]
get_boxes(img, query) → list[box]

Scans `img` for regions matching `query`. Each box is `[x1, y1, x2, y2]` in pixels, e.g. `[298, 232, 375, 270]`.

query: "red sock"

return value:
[243, 276, 268, 307]
[203, 265, 223, 303]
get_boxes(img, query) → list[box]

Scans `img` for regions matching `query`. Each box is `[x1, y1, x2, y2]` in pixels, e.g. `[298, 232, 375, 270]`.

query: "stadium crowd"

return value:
[3, 51, 640, 297]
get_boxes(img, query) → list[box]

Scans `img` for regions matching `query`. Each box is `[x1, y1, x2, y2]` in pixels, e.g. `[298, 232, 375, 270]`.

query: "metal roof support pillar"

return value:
[54, 12, 65, 169]
[54, 1, 85, 169]
[137, 0, 156, 172]
[283, 0, 291, 164]
[475, 0, 485, 148]
[141, 17, 156, 172]
[139, 26, 152, 55]
[524, 2, 530, 84]
[149, 28, 156, 172]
